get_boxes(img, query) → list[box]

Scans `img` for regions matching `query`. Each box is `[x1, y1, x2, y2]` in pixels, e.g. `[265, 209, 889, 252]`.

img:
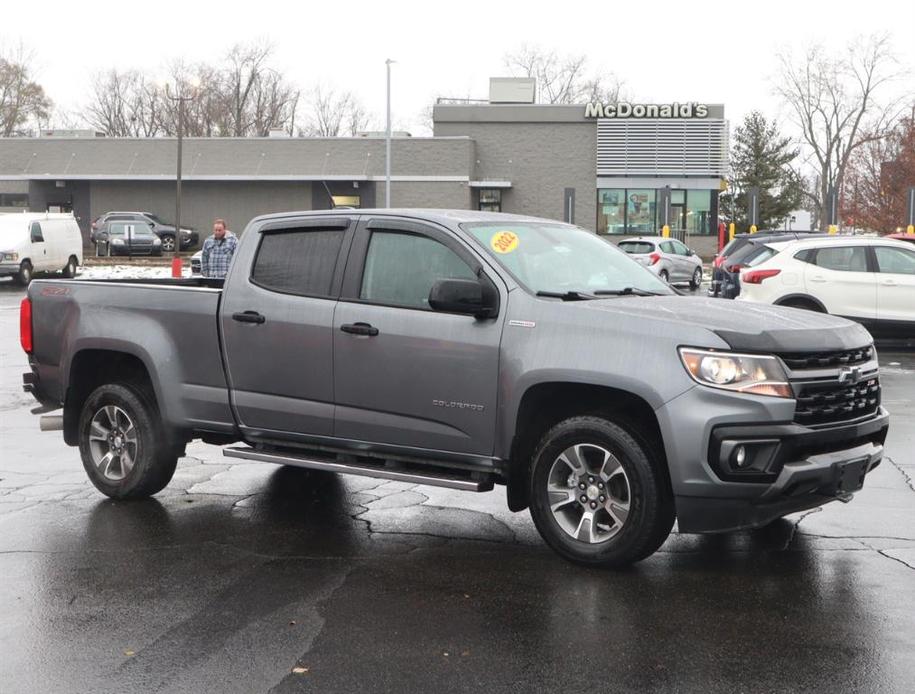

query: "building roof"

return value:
[0, 136, 474, 181]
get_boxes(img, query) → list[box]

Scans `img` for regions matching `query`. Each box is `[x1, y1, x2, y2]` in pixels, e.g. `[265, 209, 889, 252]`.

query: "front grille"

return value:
[780, 346, 874, 370]
[794, 377, 880, 426]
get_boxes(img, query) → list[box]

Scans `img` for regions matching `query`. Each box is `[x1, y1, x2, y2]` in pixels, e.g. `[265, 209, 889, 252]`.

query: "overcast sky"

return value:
[4, 0, 914, 137]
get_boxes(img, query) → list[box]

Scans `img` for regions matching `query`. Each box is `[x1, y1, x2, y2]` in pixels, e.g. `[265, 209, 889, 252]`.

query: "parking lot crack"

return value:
[877, 550, 915, 572]
[885, 456, 914, 493]
[784, 507, 822, 550]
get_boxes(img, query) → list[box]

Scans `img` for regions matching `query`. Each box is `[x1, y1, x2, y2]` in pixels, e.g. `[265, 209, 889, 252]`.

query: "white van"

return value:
[0, 213, 83, 285]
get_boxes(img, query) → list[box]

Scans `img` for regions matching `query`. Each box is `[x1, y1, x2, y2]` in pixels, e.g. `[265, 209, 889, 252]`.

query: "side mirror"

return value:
[429, 278, 496, 318]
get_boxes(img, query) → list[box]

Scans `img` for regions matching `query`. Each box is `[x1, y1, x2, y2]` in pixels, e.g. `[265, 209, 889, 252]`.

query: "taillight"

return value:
[648, 252, 661, 265]
[742, 269, 781, 284]
[713, 256, 725, 268]
[91, 221, 97, 230]
[20, 297, 32, 353]
[726, 263, 744, 273]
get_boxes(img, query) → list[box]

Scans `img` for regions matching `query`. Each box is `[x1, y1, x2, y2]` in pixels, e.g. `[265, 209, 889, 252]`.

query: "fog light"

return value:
[734, 446, 747, 468]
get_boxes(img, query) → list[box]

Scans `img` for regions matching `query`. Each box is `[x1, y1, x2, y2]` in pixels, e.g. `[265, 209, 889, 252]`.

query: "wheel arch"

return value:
[774, 293, 827, 312]
[64, 348, 157, 446]
[505, 382, 670, 512]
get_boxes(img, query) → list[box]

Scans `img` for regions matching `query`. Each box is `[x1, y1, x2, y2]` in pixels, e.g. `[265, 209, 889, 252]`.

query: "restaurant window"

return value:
[597, 189, 625, 234]
[331, 195, 360, 208]
[626, 189, 656, 234]
[478, 189, 501, 212]
[687, 190, 712, 235]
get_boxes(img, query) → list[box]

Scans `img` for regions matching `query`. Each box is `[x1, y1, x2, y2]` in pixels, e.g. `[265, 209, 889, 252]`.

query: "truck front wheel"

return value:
[78, 382, 178, 499]
[528, 416, 674, 567]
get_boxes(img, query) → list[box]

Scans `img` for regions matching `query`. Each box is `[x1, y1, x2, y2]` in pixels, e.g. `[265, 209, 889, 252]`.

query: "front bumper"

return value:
[657, 382, 890, 533]
[0, 262, 19, 276]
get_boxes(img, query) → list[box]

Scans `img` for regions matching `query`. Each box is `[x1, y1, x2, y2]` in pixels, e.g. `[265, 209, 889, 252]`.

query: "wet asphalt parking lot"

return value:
[1, 277, 914, 693]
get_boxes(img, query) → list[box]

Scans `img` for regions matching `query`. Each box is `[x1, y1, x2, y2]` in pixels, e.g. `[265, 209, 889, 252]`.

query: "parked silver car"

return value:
[618, 236, 703, 288]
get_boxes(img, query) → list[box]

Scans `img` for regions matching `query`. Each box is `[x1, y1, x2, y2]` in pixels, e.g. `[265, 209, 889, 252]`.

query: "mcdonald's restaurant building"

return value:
[0, 93, 728, 255]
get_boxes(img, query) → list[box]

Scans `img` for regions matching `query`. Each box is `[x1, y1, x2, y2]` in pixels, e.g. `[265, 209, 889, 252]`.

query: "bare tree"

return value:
[775, 34, 906, 228]
[304, 86, 371, 136]
[503, 44, 624, 105]
[0, 44, 52, 136]
[86, 69, 162, 136]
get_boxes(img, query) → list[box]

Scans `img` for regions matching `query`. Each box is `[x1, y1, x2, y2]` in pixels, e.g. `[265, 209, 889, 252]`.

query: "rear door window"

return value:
[618, 241, 654, 254]
[659, 241, 676, 254]
[252, 229, 345, 297]
[813, 246, 869, 272]
[671, 240, 691, 256]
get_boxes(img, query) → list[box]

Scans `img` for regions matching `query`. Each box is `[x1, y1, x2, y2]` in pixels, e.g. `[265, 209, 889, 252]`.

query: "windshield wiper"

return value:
[593, 287, 667, 297]
[535, 290, 598, 301]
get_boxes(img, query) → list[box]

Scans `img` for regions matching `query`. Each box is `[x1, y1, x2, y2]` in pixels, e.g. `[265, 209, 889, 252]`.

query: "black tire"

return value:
[160, 234, 176, 253]
[62, 255, 78, 278]
[78, 382, 178, 499]
[15, 260, 33, 286]
[659, 269, 669, 283]
[528, 416, 675, 568]
[689, 267, 702, 289]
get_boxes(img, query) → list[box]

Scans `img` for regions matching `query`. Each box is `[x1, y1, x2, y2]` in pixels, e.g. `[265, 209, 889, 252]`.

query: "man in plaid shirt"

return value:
[200, 218, 238, 278]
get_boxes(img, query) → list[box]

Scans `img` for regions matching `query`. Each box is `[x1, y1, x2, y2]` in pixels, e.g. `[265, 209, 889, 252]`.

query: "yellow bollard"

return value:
[729, 222, 735, 241]
[907, 225, 914, 235]
[749, 225, 757, 234]
[662, 225, 670, 238]
[828, 225, 838, 235]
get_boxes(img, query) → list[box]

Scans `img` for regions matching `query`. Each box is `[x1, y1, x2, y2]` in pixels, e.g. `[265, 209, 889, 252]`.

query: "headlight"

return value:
[679, 348, 792, 398]
[153, 238, 162, 245]
[111, 239, 125, 245]
[1, 252, 18, 261]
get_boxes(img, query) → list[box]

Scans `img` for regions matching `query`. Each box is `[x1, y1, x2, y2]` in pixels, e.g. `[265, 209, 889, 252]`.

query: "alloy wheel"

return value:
[88, 405, 139, 481]
[546, 443, 631, 544]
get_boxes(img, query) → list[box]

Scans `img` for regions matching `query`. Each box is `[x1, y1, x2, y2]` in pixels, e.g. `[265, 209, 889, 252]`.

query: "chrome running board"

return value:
[224, 447, 493, 492]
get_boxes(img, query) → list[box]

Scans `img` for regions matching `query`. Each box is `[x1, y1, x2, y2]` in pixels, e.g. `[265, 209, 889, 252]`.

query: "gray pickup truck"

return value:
[21, 209, 890, 567]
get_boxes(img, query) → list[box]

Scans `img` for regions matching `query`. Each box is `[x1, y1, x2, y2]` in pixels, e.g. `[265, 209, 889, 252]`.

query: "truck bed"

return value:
[27, 276, 236, 435]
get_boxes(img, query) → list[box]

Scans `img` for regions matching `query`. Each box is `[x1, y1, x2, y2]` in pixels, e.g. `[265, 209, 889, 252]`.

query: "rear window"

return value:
[744, 245, 778, 267]
[251, 229, 344, 297]
[719, 238, 747, 258]
[618, 241, 654, 254]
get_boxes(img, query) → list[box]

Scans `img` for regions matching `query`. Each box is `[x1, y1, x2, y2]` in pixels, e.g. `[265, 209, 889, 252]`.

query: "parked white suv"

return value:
[736, 237, 915, 338]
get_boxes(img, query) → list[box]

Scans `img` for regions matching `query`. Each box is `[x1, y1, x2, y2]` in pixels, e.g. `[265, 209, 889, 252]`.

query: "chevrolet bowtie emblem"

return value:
[837, 366, 863, 385]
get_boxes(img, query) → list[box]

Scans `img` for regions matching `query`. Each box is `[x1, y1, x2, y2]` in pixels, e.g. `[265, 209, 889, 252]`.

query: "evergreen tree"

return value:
[721, 112, 805, 231]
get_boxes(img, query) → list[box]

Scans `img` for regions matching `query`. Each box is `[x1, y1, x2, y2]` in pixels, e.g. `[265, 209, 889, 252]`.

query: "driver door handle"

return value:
[340, 322, 379, 337]
[881, 279, 897, 286]
[232, 311, 265, 324]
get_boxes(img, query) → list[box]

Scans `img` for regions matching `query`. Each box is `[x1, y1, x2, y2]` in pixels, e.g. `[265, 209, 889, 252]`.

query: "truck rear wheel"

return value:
[528, 416, 674, 567]
[78, 382, 178, 499]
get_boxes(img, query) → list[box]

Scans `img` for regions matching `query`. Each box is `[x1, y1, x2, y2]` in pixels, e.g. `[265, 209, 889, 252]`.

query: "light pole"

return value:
[163, 80, 198, 276]
[385, 59, 395, 208]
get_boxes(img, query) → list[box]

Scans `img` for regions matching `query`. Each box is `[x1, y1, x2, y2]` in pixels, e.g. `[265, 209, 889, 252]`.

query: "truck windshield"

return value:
[462, 222, 672, 296]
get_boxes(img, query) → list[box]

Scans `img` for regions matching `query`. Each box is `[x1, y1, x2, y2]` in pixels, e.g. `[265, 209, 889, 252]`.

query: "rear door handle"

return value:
[810, 275, 826, 283]
[881, 279, 897, 286]
[340, 322, 379, 337]
[232, 311, 265, 324]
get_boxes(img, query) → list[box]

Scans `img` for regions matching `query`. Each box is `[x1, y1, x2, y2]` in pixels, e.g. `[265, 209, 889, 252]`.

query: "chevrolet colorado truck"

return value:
[21, 210, 890, 567]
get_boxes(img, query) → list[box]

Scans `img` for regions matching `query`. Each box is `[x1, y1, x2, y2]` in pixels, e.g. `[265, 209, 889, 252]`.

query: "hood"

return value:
[578, 296, 872, 353]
